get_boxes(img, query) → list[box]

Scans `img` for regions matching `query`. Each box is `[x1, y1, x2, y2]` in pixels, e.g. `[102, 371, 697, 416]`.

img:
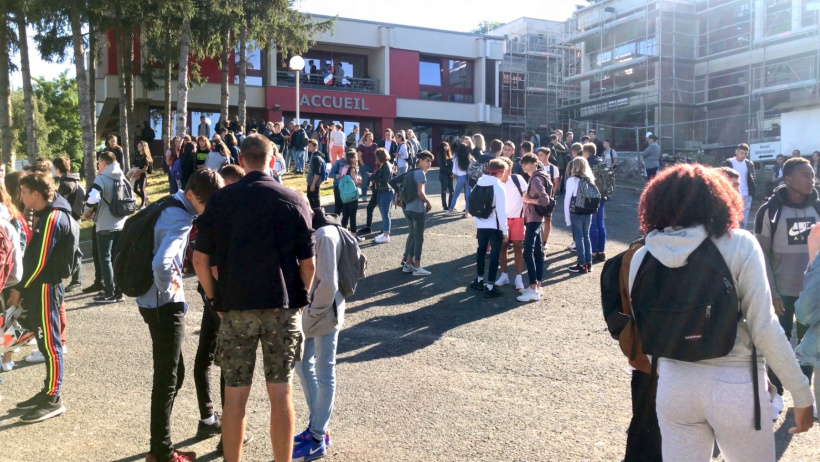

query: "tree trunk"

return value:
[237, 23, 247, 130]
[116, 28, 131, 169]
[123, 29, 134, 171]
[88, 24, 97, 145]
[163, 57, 173, 155]
[0, 5, 14, 169]
[175, 17, 191, 137]
[69, 0, 97, 188]
[219, 29, 230, 131]
[16, 11, 38, 160]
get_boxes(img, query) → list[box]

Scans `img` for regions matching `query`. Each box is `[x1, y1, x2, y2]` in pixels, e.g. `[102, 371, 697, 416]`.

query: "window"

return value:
[803, 0, 820, 27]
[234, 43, 264, 86]
[765, 0, 792, 36]
[419, 55, 474, 103]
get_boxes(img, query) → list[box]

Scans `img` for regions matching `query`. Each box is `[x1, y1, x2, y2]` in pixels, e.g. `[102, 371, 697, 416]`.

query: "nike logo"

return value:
[310, 446, 323, 455]
[789, 221, 811, 237]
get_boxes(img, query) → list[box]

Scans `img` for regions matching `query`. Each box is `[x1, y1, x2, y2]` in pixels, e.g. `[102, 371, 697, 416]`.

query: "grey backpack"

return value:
[571, 176, 601, 215]
[331, 224, 367, 297]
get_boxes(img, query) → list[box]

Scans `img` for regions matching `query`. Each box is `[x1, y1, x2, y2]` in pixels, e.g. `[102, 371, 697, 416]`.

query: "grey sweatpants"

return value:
[656, 359, 775, 462]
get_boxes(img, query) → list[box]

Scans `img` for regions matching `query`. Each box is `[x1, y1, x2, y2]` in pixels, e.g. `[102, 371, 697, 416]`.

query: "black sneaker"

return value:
[358, 226, 372, 235]
[93, 294, 123, 304]
[216, 432, 254, 453]
[16, 392, 49, 410]
[484, 286, 504, 298]
[65, 282, 82, 293]
[470, 279, 485, 291]
[196, 413, 222, 440]
[82, 281, 103, 294]
[20, 396, 65, 423]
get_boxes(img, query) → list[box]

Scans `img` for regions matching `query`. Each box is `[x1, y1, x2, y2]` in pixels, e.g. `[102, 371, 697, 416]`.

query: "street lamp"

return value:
[289, 55, 305, 125]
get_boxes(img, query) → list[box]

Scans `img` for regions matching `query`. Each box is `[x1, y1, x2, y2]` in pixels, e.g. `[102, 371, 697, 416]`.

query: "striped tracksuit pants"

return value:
[24, 283, 64, 397]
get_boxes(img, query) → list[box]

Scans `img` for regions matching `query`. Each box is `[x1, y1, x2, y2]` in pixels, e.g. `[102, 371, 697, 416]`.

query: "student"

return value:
[292, 207, 348, 461]
[306, 139, 326, 210]
[469, 159, 509, 298]
[83, 151, 127, 303]
[642, 134, 660, 180]
[402, 151, 435, 276]
[794, 223, 820, 417]
[195, 136, 211, 168]
[357, 131, 378, 201]
[179, 142, 198, 192]
[512, 141, 535, 180]
[536, 147, 560, 251]
[0, 182, 24, 374]
[269, 145, 287, 184]
[329, 154, 346, 215]
[634, 164, 814, 461]
[7, 172, 76, 423]
[495, 156, 526, 293]
[602, 139, 618, 167]
[395, 132, 410, 175]
[104, 134, 125, 166]
[438, 142, 454, 210]
[721, 143, 755, 229]
[166, 136, 183, 194]
[133, 141, 154, 208]
[518, 154, 552, 301]
[564, 157, 596, 273]
[52, 156, 83, 293]
[371, 148, 394, 244]
[754, 156, 818, 418]
[338, 151, 363, 242]
[194, 134, 315, 462]
[224, 133, 240, 165]
[581, 143, 608, 263]
[448, 144, 473, 215]
[328, 123, 345, 164]
[219, 165, 246, 184]
[204, 136, 231, 171]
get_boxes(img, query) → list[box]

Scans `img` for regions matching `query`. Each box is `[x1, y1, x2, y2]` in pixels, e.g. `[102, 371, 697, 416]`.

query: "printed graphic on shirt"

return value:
[786, 216, 816, 245]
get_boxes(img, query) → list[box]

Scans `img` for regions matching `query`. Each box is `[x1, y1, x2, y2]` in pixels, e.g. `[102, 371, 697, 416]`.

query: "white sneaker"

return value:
[402, 262, 414, 273]
[1, 362, 13, 372]
[61, 344, 67, 355]
[495, 273, 510, 286]
[413, 266, 431, 276]
[542, 243, 549, 251]
[25, 351, 45, 363]
[772, 394, 784, 421]
[27, 338, 36, 346]
[514, 275, 525, 292]
[375, 234, 390, 244]
[813, 403, 818, 420]
[517, 288, 541, 302]
[566, 242, 576, 251]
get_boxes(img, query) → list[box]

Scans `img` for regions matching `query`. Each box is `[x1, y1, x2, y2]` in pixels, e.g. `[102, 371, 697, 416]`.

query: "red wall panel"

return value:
[389, 48, 419, 99]
[265, 87, 396, 119]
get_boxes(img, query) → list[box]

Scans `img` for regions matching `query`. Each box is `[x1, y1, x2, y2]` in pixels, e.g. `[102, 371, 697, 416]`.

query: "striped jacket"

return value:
[16, 195, 76, 289]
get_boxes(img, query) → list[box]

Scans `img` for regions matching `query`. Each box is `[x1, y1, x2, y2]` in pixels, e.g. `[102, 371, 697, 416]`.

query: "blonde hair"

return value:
[569, 157, 595, 183]
[473, 134, 486, 152]
[139, 141, 154, 164]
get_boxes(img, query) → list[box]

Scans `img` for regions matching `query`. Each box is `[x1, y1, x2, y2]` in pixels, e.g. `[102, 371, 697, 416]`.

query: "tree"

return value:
[0, 3, 14, 169]
[68, 0, 98, 186]
[471, 21, 504, 34]
[176, 15, 191, 137]
[34, 74, 82, 169]
[13, 1, 39, 160]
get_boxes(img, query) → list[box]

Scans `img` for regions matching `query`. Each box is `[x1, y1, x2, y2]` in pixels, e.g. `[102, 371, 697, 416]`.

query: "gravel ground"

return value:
[0, 179, 818, 462]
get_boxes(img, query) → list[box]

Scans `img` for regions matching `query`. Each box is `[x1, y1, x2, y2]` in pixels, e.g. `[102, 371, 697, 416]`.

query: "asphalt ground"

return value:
[0, 175, 818, 461]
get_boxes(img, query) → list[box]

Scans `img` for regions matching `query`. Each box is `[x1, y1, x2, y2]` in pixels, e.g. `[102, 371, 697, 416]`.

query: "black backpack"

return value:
[105, 178, 138, 217]
[400, 169, 419, 204]
[113, 196, 186, 297]
[468, 184, 495, 219]
[62, 178, 86, 220]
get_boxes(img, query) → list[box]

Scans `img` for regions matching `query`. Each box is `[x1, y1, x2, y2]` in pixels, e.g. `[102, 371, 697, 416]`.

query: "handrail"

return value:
[276, 71, 380, 94]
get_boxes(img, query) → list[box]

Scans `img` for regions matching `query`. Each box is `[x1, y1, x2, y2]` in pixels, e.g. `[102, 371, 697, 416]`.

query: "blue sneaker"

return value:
[294, 426, 332, 446]
[292, 436, 326, 462]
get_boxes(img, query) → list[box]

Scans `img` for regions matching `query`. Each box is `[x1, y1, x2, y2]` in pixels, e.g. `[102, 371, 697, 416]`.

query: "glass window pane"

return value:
[448, 60, 472, 88]
[419, 61, 442, 86]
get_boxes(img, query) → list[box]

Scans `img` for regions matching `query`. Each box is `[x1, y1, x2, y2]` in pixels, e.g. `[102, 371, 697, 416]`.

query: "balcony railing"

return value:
[276, 71, 380, 94]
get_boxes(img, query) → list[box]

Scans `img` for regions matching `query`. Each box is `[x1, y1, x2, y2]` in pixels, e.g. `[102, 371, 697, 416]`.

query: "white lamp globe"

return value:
[289, 55, 305, 71]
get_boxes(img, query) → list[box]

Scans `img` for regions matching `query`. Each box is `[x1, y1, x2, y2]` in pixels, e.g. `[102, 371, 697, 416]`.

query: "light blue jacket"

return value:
[136, 190, 196, 310]
[794, 249, 820, 367]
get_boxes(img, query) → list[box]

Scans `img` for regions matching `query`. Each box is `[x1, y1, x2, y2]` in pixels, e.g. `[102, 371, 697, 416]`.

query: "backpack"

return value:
[105, 178, 138, 217]
[527, 170, 555, 217]
[468, 184, 496, 219]
[339, 170, 359, 204]
[467, 160, 487, 188]
[570, 176, 600, 215]
[323, 224, 367, 297]
[593, 163, 616, 199]
[400, 169, 419, 204]
[65, 179, 86, 221]
[170, 159, 182, 181]
[62, 213, 81, 279]
[0, 222, 14, 290]
[315, 154, 328, 182]
[113, 196, 186, 297]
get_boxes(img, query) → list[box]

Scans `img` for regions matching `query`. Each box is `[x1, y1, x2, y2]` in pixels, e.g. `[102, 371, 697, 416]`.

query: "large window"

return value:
[419, 55, 474, 103]
[765, 0, 792, 36]
[803, 0, 820, 28]
[234, 43, 263, 86]
[698, 2, 750, 56]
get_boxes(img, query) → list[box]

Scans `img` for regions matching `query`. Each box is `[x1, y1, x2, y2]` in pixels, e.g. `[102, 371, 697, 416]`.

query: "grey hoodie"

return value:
[302, 217, 346, 338]
[84, 162, 128, 232]
[628, 225, 813, 408]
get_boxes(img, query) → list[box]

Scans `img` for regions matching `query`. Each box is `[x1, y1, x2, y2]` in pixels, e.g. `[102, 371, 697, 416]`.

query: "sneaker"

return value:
[93, 294, 124, 304]
[20, 396, 65, 423]
[593, 253, 607, 263]
[413, 266, 431, 276]
[27, 337, 37, 346]
[402, 262, 414, 273]
[292, 436, 326, 462]
[495, 273, 510, 286]
[772, 394, 784, 421]
[196, 413, 222, 440]
[81, 281, 103, 293]
[517, 288, 542, 302]
[65, 282, 82, 293]
[145, 450, 197, 462]
[16, 393, 49, 409]
[1, 362, 12, 372]
[295, 427, 332, 446]
[484, 286, 504, 298]
[354, 235, 365, 242]
[25, 350, 45, 363]
[585, 263, 592, 273]
[514, 275, 525, 292]
[61, 344, 67, 355]
[566, 242, 576, 251]
[375, 234, 390, 244]
[542, 243, 549, 251]
[358, 226, 372, 235]
[470, 279, 485, 291]
[568, 264, 587, 274]
[216, 433, 254, 453]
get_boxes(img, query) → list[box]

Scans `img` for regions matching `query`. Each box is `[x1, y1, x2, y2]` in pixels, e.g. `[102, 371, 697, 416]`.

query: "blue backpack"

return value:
[170, 159, 182, 181]
[316, 155, 329, 182]
[339, 170, 359, 203]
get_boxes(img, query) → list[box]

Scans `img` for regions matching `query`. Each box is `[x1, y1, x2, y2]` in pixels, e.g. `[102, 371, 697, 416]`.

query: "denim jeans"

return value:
[570, 213, 592, 266]
[70, 249, 82, 285]
[97, 230, 122, 297]
[449, 175, 470, 211]
[439, 173, 453, 209]
[359, 165, 372, 199]
[168, 172, 178, 195]
[768, 295, 813, 395]
[741, 195, 752, 229]
[476, 229, 503, 284]
[404, 210, 426, 263]
[378, 190, 394, 234]
[284, 148, 293, 171]
[523, 222, 544, 285]
[295, 330, 339, 440]
[590, 201, 606, 253]
[294, 149, 307, 172]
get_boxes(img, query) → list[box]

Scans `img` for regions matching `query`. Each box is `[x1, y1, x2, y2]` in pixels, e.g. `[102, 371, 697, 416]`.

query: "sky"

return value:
[9, 0, 579, 87]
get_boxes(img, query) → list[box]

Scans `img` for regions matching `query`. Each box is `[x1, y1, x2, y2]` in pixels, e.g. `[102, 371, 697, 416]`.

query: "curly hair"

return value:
[638, 164, 743, 238]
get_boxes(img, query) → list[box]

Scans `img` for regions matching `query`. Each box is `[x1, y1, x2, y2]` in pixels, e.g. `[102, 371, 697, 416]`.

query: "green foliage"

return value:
[471, 20, 504, 35]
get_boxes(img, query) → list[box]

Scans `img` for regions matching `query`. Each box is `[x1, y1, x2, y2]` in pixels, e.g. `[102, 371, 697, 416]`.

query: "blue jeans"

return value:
[742, 195, 752, 229]
[590, 201, 606, 253]
[523, 222, 544, 285]
[294, 149, 306, 172]
[378, 190, 394, 234]
[168, 172, 178, 194]
[284, 148, 293, 170]
[295, 330, 339, 441]
[570, 213, 592, 266]
[476, 229, 503, 284]
[403, 210, 426, 263]
[359, 165, 372, 199]
[97, 230, 122, 297]
[449, 175, 470, 211]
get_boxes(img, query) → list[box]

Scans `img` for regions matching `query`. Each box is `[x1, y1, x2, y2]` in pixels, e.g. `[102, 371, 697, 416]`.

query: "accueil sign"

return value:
[299, 94, 371, 111]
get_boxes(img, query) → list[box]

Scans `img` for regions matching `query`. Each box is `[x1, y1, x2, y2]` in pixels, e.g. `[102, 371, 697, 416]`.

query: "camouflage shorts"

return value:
[216, 309, 303, 387]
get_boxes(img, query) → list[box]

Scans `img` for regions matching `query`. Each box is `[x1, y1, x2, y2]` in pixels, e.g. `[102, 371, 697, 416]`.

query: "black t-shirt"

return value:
[134, 155, 150, 177]
[268, 132, 286, 153]
[477, 153, 496, 164]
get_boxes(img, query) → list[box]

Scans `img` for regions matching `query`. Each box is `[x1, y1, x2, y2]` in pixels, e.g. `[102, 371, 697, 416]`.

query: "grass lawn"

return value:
[78, 169, 334, 242]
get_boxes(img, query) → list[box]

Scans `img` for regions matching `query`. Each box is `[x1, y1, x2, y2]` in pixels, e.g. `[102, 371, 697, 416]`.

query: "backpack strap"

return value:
[619, 238, 650, 374]
[752, 345, 761, 431]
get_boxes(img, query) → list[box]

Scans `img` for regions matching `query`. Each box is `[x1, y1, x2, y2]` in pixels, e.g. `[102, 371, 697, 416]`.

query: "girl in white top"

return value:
[564, 157, 596, 272]
[395, 132, 410, 174]
[328, 123, 346, 164]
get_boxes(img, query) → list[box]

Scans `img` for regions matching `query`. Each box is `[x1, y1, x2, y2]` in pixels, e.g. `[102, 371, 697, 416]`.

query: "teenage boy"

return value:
[292, 207, 347, 461]
[83, 151, 127, 303]
[755, 156, 819, 419]
[518, 154, 552, 302]
[402, 151, 435, 276]
[536, 147, 560, 251]
[642, 134, 660, 179]
[722, 143, 756, 229]
[53, 156, 83, 293]
[513, 141, 535, 180]
[469, 158, 509, 298]
[496, 157, 525, 292]
[289, 121, 309, 174]
[306, 139, 326, 209]
[8, 173, 76, 423]
[194, 134, 316, 462]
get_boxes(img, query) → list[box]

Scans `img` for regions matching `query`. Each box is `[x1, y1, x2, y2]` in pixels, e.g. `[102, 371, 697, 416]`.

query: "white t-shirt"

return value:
[730, 158, 749, 196]
[502, 174, 526, 218]
[542, 164, 560, 186]
[329, 130, 345, 149]
[602, 148, 618, 166]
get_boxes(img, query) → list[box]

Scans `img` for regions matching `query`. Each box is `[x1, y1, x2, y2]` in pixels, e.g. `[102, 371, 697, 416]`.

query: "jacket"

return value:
[371, 162, 394, 193]
[303, 221, 346, 338]
[628, 225, 814, 409]
[136, 191, 197, 309]
[641, 142, 660, 169]
[722, 157, 756, 197]
[0, 204, 23, 288]
[84, 162, 128, 232]
[16, 196, 75, 289]
[524, 169, 552, 224]
[204, 151, 228, 171]
[794, 250, 820, 367]
[57, 173, 82, 203]
[473, 175, 508, 234]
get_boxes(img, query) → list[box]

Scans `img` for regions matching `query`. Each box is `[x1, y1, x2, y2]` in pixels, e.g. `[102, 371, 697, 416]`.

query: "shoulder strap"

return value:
[510, 175, 524, 196]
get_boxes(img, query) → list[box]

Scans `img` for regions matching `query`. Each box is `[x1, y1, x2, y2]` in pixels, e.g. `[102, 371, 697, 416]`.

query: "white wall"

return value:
[781, 107, 820, 156]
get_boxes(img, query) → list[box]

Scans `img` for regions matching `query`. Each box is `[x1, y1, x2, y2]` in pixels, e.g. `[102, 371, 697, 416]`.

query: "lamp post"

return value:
[289, 55, 305, 125]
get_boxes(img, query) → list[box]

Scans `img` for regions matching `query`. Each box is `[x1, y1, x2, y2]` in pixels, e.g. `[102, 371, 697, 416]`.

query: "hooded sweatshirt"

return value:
[0, 204, 23, 288]
[84, 162, 128, 232]
[303, 210, 346, 338]
[15, 196, 76, 289]
[628, 225, 813, 408]
[473, 175, 508, 235]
